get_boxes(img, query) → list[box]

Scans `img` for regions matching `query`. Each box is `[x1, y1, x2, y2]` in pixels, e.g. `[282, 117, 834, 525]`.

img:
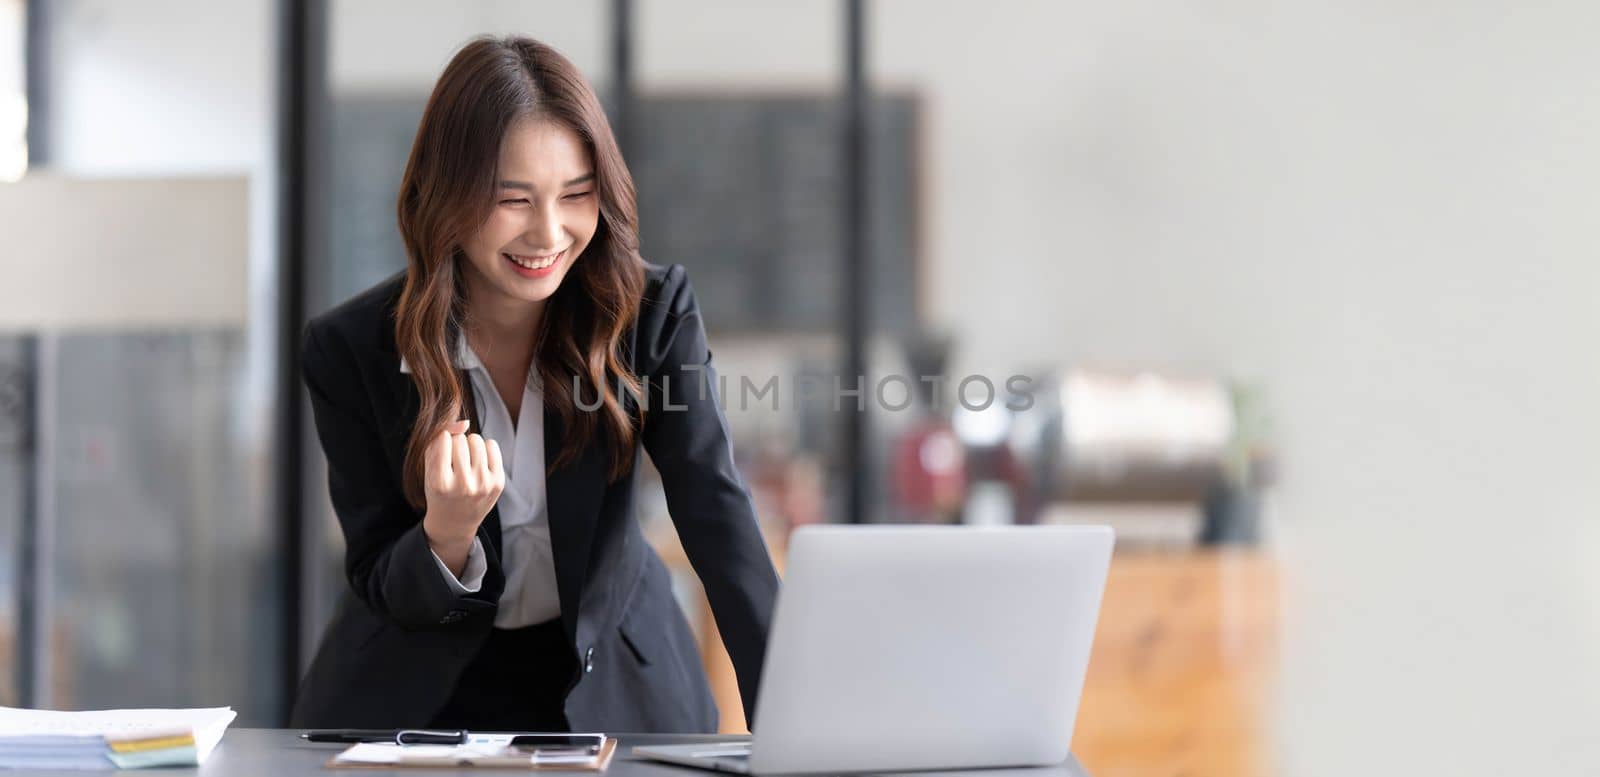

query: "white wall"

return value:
[330, 0, 610, 94]
[49, 0, 269, 175]
[1, 0, 25, 180]
[47, 0, 275, 442]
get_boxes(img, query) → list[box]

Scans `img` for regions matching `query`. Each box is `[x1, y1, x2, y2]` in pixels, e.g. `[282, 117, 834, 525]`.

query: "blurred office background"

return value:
[3, 2, 1599, 776]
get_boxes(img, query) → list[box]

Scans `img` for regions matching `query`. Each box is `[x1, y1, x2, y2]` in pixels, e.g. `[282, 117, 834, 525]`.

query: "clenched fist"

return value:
[422, 419, 505, 576]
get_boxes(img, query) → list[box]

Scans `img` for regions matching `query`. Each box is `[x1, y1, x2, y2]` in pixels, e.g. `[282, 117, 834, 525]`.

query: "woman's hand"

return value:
[422, 419, 505, 575]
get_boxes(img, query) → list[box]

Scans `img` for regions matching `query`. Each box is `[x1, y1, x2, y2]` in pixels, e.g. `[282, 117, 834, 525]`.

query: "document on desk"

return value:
[0, 705, 237, 769]
[328, 735, 618, 770]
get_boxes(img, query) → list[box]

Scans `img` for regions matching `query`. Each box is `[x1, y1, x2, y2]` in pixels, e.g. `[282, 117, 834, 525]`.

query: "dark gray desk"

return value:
[26, 730, 1092, 776]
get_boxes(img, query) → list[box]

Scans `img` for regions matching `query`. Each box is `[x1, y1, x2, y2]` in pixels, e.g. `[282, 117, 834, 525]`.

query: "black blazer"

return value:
[288, 263, 779, 733]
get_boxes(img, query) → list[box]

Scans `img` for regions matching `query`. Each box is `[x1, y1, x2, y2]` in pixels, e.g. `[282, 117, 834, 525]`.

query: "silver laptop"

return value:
[633, 524, 1114, 775]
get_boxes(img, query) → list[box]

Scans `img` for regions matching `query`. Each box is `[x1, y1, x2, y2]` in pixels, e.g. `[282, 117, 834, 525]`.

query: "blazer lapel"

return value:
[543, 401, 606, 641]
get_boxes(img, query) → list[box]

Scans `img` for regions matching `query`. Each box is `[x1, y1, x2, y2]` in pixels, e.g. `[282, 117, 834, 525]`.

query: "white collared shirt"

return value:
[400, 336, 561, 628]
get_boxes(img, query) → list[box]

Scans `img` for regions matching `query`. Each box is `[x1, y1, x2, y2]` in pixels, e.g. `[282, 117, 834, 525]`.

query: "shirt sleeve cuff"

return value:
[430, 536, 487, 594]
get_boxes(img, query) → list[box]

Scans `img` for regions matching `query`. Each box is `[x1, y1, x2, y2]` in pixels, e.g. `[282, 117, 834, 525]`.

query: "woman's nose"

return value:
[526, 206, 565, 249]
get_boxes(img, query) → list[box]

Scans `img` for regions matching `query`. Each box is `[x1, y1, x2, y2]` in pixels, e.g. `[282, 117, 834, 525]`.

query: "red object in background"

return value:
[892, 420, 966, 522]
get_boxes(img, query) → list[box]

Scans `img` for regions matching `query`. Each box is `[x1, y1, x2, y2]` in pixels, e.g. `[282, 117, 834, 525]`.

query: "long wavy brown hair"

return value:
[393, 35, 646, 511]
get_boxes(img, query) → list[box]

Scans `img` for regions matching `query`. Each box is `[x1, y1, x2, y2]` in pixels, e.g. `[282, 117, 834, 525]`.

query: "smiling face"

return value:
[459, 116, 600, 319]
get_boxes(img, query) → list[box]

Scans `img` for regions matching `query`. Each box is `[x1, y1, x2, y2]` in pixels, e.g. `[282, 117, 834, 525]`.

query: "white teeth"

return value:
[507, 250, 560, 270]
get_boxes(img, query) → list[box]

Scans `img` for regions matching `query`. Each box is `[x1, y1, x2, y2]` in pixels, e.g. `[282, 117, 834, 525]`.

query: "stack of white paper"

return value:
[0, 706, 236, 770]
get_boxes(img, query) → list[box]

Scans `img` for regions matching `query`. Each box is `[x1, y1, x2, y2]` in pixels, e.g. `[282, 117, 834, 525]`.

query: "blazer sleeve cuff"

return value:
[380, 524, 497, 628]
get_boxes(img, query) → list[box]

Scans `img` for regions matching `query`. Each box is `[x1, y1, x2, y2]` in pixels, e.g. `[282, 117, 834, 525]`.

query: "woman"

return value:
[289, 35, 779, 734]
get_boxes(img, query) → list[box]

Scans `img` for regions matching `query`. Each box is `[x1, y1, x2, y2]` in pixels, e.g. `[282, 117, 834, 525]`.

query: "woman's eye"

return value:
[499, 198, 528, 205]
[564, 191, 593, 201]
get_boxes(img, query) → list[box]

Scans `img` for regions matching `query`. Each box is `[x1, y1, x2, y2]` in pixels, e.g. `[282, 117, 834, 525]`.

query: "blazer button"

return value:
[584, 647, 595, 673]
[440, 609, 466, 625]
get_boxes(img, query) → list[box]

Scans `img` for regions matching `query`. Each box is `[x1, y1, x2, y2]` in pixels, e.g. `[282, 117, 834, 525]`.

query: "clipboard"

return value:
[326, 736, 618, 770]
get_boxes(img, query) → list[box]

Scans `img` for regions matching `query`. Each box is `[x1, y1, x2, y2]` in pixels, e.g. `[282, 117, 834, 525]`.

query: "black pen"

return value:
[299, 729, 468, 745]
